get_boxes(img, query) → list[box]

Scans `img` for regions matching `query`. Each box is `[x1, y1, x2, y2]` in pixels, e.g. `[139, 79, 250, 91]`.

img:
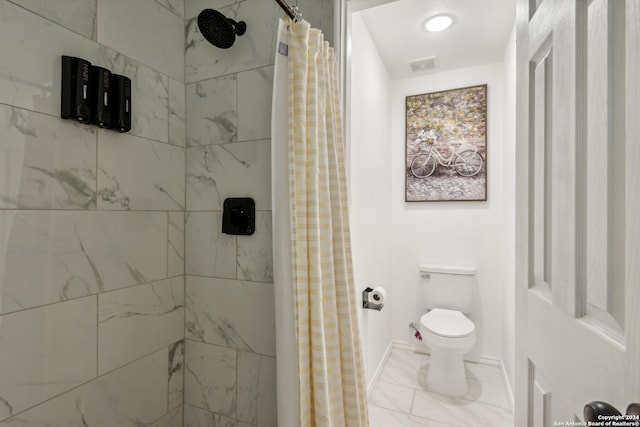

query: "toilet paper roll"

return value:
[368, 287, 387, 304]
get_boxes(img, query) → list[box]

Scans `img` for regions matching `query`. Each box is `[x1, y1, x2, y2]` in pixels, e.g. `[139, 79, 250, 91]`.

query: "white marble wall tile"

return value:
[0, 347, 169, 426]
[0, 1, 89, 114]
[0, 296, 97, 422]
[185, 0, 245, 20]
[237, 211, 273, 283]
[185, 340, 237, 417]
[186, 140, 271, 211]
[185, 0, 280, 83]
[184, 404, 253, 427]
[185, 212, 236, 279]
[0, 211, 167, 315]
[237, 352, 277, 427]
[296, 0, 334, 45]
[95, 47, 170, 144]
[0, 2, 170, 145]
[256, 355, 277, 427]
[97, 0, 184, 81]
[97, 130, 185, 211]
[169, 78, 187, 147]
[90, 347, 169, 425]
[0, 104, 97, 209]
[155, 0, 184, 18]
[169, 212, 185, 277]
[98, 277, 185, 374]
[186, 75, 237, 147]
[185, 276, 275, 356]
[168, 340, 185, 411]
[236, 351, 259, 425]
[237, 66, 273, 143]
[8, 0, 97, 40]
[151, 405, 184, 427]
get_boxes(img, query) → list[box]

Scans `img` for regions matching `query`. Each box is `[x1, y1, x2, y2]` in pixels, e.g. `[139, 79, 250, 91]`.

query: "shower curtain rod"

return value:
[275, 0, 302, 21]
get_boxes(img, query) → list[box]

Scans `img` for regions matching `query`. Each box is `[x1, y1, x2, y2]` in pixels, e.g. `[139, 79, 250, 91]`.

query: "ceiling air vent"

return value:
[409, 56, 437, 73]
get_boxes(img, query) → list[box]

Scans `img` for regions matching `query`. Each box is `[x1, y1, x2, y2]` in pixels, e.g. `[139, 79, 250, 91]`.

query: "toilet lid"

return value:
[421, 308, 475, 338]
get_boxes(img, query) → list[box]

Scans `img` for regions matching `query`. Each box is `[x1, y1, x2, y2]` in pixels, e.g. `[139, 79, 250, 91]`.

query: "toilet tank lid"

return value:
[419, 264, 476, 275]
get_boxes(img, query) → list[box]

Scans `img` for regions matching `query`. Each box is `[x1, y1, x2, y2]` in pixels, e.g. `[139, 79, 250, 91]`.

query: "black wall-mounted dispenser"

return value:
[61, 56, 92, 123]
[110, 74, 132, 133]
[222, 198, 255, 235]
[61, 55, 131, 132]
[90, 66, 111, 128]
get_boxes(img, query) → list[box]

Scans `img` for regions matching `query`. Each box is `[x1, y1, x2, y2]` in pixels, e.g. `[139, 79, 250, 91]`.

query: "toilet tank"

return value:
[419, 264, 476, 312]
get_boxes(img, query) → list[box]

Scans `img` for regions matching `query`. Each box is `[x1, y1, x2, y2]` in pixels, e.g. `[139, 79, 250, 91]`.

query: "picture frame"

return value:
[405, 84, 487, 202]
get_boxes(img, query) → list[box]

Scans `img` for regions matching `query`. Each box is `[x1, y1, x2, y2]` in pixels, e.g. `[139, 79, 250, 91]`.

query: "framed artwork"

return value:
[405, 84, 487, 202]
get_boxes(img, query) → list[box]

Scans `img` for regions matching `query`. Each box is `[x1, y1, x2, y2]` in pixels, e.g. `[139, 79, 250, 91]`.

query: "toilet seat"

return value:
[421, 308, 474, 338]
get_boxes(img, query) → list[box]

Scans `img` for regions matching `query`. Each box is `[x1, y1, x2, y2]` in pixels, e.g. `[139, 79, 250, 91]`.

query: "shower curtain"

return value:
[272, 17, 369, 427]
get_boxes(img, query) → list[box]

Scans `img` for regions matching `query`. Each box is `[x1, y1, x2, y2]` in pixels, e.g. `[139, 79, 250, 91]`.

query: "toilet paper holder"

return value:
[362, 287, 384, 311]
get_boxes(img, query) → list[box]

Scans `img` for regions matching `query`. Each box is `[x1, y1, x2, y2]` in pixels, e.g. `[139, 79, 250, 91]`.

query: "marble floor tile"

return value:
[377, 348, 427, 390]
[368, 349, 514, 427]
[368, 404, 457, 427]
[369, 380, 415, 414]
[417, 360, 511, 409]
[410, 389, 514, 427]
[464, 377, 512, 409]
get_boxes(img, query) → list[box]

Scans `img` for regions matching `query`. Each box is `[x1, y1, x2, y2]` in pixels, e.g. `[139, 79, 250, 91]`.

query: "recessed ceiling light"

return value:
[424, 14, 454, 32]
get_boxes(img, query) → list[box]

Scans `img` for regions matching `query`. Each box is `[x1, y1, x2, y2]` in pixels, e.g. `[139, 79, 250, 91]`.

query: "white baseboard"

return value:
[499, 360, 515, 411]
[392, 340, 502, 366]
[366, 341, 392, 395]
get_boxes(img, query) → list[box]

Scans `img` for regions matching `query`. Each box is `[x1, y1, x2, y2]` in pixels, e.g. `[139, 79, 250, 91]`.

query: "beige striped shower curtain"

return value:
[285, 18, 369, 427]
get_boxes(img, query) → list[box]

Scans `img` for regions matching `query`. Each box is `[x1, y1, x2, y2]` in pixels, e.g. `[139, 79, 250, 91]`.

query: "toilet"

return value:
[418, 264, 476, 397]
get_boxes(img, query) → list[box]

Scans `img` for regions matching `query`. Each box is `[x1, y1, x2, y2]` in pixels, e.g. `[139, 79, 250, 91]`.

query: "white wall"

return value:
[390, 63, 507, 361]
[349, 12, 394, 387]
[502, 23, 517, 398]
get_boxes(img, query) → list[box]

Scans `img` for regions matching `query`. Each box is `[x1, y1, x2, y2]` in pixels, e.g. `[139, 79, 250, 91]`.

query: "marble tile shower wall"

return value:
[0, 0, 186, 425]
[183, 1, 332, 426]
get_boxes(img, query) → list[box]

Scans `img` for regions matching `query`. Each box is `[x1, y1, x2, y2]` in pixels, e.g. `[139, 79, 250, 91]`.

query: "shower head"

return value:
[197, 9, 247, 49]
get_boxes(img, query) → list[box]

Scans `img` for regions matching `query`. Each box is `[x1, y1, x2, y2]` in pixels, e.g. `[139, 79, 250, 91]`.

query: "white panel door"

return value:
[515, 0, 640, 424]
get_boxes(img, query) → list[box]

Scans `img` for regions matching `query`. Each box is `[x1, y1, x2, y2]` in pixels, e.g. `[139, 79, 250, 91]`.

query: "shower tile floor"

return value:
[368, 348, 514, 426]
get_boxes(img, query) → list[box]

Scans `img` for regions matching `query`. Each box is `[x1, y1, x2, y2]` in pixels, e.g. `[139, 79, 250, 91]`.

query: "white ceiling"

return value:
[354, 0, 516, 80]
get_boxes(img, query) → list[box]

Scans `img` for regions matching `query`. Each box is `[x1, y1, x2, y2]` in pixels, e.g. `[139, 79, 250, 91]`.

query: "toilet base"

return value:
[426, 348, 468, 397]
